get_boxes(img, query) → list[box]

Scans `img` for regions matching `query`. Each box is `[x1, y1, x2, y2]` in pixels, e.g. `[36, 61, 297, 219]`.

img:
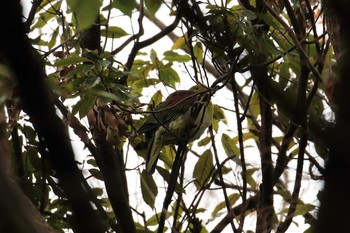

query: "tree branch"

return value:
[0, 1, 105, 232]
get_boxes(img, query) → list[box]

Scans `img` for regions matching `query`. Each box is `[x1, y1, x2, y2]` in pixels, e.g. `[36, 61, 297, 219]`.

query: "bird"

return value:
[138, 84, 213, 174]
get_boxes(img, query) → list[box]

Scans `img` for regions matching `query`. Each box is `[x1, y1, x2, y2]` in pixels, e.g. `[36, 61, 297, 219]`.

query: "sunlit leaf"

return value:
[171, 36, 186, 50]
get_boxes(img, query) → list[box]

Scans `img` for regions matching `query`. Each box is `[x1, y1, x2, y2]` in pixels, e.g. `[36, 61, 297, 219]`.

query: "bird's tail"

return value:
[146, 133, 162, 174]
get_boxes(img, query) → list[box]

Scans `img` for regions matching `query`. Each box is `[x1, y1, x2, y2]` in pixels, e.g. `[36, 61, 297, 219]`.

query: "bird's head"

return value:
[189, 84, 209, 93]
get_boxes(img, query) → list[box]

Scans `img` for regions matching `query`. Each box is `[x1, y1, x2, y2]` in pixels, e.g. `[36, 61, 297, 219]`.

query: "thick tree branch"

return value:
[158, 145, 187, 233]
[0, 1, 105, 232]
[315, 1, 350, 232]
[80, 16, 136, 233]
[253, 54, 274, 233]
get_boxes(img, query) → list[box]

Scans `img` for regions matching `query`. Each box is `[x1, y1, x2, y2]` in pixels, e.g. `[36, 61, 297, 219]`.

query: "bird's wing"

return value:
[138, 90, 197, 134]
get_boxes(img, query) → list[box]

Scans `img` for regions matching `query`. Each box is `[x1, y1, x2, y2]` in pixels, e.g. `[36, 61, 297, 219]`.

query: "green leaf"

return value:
[213, 104, 226, 123]
[160, 146, 176, 172]
[221, 134, 239, 157]
[212, 193, 240, 216]
[84, 76, 101, 88]
[112, 0, 135, 17]
[233, 132, 258, 144]
[89, 86, 139, 106]
[163, 51, 191, 63]
[54, 56, 92, 67]
[193, 150, 213, 190]
[101, 26, 129, 38]
[88, 169, 103, 181]
[140, 170, 158, 208]
[198, 136, 211, 147]
[156, 166, 171, 183]
[242, 9, 256, 20]
[146, 212, 166, 226]
[66, 0, 101, 29]
[280, 203, 315, 216]
[131, 78, 160, 93]
[158, 63, 180, 87]
[279, 62, 290, 89]
[87, 158, 97, 167]
[193, 42, 204, 64]
[149, 90, 163, 110]
[249, 91, 260, 119]
[145, 0, 162, 16]
[48, 27, 59, 49]
[294, 203, 315, 216]
[150, 49, 158, 64]
[72, 95, 97, 118]
[245, 168, 258, 188]
[31, 1, 62, 29]
[91, 187, 104, 196]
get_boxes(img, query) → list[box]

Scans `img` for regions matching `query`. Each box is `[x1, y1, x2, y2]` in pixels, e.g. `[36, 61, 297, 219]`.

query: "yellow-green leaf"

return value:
[146, 212, 171, 227]
[171, 36, 186, 50]
[193, 150, 213, 190]
[198, 136, 211, 147]
[233, 132, 258, 144]
[245, 168, 258, 188]
[149, 90, 163, 111]
[221, 134, 239, 157]
[163, 50, 191, 63]
[212, 193, 240, 216]
[280, 203, 315, 216]
[193, 42, 204, 64]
